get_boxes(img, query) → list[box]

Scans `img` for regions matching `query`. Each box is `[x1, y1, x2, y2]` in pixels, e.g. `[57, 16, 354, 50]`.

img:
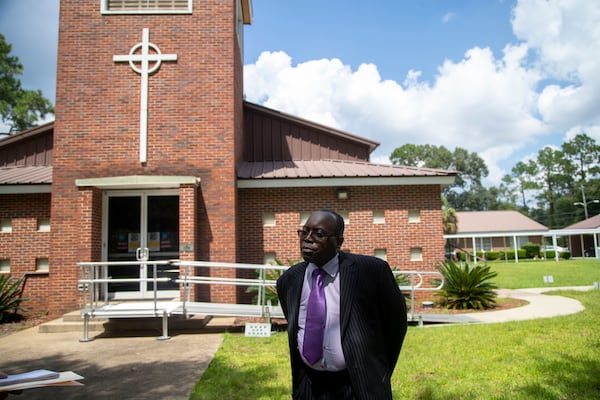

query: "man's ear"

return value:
[336, 236, 344, 250]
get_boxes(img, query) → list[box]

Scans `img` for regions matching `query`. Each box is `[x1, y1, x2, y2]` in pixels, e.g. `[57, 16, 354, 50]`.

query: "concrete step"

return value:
[38, 318, 107, 333]
[38, 311, 213, 334]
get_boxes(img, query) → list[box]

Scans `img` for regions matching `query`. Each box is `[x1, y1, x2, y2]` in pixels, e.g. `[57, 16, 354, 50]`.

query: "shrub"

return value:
[501, 249, 527, 260]
[246, 258, 298, 306]
[543, 250, 572, 260]
[484, 251, 501, 261]
[434, 260, 498, 310]
[543, 250, 556, 259]
[392, 268, 412, 308]
[0, 274, 28, 321]
[246, 267, 283, 306]
[521, 243, 541, 258]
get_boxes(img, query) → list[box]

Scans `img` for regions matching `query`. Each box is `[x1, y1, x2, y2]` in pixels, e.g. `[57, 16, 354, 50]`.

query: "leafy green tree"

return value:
[534, 147, 572, 228]
[0, 33, 53, 133]
[562, 133, 600, 221]
[496, 174, 519, 208]
[442, 197, 458, 235]
[510, 160, 541, 210]
[390, 144, 490, 210]
[562, 133, 600, 183]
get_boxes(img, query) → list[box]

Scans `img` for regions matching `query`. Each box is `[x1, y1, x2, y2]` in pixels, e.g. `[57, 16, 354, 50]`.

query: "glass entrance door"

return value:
[106, 191, 180, 299]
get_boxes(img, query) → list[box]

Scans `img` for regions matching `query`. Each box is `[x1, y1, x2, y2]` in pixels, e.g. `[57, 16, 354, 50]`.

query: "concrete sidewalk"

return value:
[0, 321, 229, 400]
[418, 286, 593, 324]
[0, 286, 594, 399]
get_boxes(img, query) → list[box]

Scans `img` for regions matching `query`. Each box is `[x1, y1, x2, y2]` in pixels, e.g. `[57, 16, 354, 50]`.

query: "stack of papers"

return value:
[0, 369, 84, 392]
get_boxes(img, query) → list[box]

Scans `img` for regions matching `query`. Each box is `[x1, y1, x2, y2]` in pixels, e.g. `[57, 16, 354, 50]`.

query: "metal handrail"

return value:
[77, 260, 173, 314]
[77, 260, 443, 323]
[393, 270, 444, 321]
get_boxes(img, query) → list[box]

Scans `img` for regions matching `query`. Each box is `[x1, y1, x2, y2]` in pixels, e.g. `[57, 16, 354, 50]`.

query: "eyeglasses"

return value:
[297, 229, 336, 241]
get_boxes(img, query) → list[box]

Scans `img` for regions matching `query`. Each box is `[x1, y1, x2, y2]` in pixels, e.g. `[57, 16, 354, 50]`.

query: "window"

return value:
[338, 211, 349, 225]
[478, 237, 493, 252]
[373, 210, 385, 224]
[102, 0, 192, 14]
[408, 209, 420, 223]
[36, 258, 49, 272]
[262, 212, 275, 227]
[0, 259, 9, 273]
[410, 248, 423, 261]
[515, 236, 529, 248]
[374, 249, 387, 261]
[263, 252, 276, 265]
[300, 212, 312, 226]
[1, 219, 11, 233]
[38, 218, 51, 232]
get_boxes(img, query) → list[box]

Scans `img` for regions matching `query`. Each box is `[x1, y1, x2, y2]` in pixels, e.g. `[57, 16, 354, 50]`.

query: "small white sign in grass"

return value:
[244, 323, 272, 337]
[543, 275, 554, 283]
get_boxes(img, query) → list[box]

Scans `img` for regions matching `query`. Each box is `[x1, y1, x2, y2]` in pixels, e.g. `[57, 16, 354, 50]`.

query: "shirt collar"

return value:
[307, 253, 339, 278]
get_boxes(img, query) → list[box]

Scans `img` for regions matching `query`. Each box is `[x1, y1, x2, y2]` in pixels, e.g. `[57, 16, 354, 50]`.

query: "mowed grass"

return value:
[490, 258, 600, 288]
[190, 259, 600, 400]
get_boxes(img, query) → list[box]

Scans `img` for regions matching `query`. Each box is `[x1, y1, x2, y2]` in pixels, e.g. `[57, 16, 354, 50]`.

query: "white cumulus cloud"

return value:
[244, 0, 600, 186]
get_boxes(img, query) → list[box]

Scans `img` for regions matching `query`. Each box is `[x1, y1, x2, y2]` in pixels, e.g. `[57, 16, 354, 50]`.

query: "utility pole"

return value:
[574, 185, 600, 220]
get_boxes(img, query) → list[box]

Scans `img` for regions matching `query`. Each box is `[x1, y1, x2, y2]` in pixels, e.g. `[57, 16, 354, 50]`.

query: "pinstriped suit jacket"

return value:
[277, 252, 408, 399]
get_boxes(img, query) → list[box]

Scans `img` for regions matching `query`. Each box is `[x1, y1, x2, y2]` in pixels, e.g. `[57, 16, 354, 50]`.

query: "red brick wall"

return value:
[49, 0, 240, 315]
[0, 193, 51, 315]
[237, 185, 445, 302]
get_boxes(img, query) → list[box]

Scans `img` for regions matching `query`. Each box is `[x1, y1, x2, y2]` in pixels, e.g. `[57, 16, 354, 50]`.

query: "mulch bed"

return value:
[412, 297, 529, 314]
[0, 313, 50, 338]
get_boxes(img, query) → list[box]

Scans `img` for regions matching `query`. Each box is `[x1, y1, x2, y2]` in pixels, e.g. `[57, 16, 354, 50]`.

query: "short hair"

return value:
[318, 209, 345, 237]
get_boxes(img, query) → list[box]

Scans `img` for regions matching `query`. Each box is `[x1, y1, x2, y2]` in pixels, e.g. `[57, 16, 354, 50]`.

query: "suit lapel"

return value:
[288, 262, 308, 333]
[339, 252, 358, 337]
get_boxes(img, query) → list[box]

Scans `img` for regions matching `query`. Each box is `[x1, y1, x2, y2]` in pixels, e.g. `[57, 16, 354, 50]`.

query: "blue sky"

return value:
[245, 1, 515, 85]
[1, 0, 599, 187]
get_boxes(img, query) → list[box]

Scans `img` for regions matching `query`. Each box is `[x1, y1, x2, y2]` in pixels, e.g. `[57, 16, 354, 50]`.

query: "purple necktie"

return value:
[303, 268, 327, 364]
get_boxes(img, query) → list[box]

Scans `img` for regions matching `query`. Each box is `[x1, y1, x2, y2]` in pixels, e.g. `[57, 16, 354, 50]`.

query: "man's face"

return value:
[299, 211, 342, 267]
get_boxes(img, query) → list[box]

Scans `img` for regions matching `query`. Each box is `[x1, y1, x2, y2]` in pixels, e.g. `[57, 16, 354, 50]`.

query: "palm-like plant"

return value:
[246, 259, 295, 306]
[0, 274, 28, 321]
[435, 260, 498, 310]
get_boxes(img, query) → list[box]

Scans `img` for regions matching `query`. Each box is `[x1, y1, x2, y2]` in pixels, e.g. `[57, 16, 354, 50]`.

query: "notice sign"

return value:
[543, 275, 554, 283]
[245, 323, 272, 337]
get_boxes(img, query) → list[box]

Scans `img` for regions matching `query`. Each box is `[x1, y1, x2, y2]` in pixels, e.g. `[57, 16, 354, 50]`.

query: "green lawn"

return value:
[190, 260, 600, 400]
[490, 258, 600, 288]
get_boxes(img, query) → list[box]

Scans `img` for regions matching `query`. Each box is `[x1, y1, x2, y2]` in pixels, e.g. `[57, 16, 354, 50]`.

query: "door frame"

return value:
[102, 189, 180, 299]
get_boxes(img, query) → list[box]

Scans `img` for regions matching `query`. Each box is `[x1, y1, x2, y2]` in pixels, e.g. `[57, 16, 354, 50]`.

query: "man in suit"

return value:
[277, 209, 408, 399]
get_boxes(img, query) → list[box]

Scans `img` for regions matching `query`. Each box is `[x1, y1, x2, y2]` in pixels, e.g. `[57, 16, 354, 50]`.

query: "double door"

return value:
[105, 190, 179, 299]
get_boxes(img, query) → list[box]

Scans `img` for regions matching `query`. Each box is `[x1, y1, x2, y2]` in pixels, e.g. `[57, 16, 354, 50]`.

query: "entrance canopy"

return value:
[75, 175, 200, 189]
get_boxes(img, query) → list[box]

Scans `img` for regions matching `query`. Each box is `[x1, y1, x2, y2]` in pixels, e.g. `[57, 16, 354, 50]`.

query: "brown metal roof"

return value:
[0, 122, 53, 167]
[0, 166, 52, 184]
[456, 211, 548, 234]
[244, 101, 379, 153]
[563, 214, 600, 230]
[0, 121, 53, 147]
[237, 159, 456, 179]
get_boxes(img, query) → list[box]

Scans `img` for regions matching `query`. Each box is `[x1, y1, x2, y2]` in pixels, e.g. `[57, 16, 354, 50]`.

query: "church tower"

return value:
[49, 0, 252, 315]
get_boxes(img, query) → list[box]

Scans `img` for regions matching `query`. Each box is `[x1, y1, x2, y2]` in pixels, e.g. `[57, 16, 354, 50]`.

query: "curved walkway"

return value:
[421, 286, 593, 324]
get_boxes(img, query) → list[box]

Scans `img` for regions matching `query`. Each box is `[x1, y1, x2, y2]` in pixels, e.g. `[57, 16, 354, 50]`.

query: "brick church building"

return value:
[0, 0, 455, 318]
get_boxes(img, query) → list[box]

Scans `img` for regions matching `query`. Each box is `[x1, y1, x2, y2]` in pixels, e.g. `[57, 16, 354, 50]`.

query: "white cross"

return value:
[114, 28, 177, 163]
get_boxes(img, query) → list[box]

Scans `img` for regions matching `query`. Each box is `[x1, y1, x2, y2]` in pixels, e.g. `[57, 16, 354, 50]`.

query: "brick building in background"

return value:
[0, 0, 455, 318]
